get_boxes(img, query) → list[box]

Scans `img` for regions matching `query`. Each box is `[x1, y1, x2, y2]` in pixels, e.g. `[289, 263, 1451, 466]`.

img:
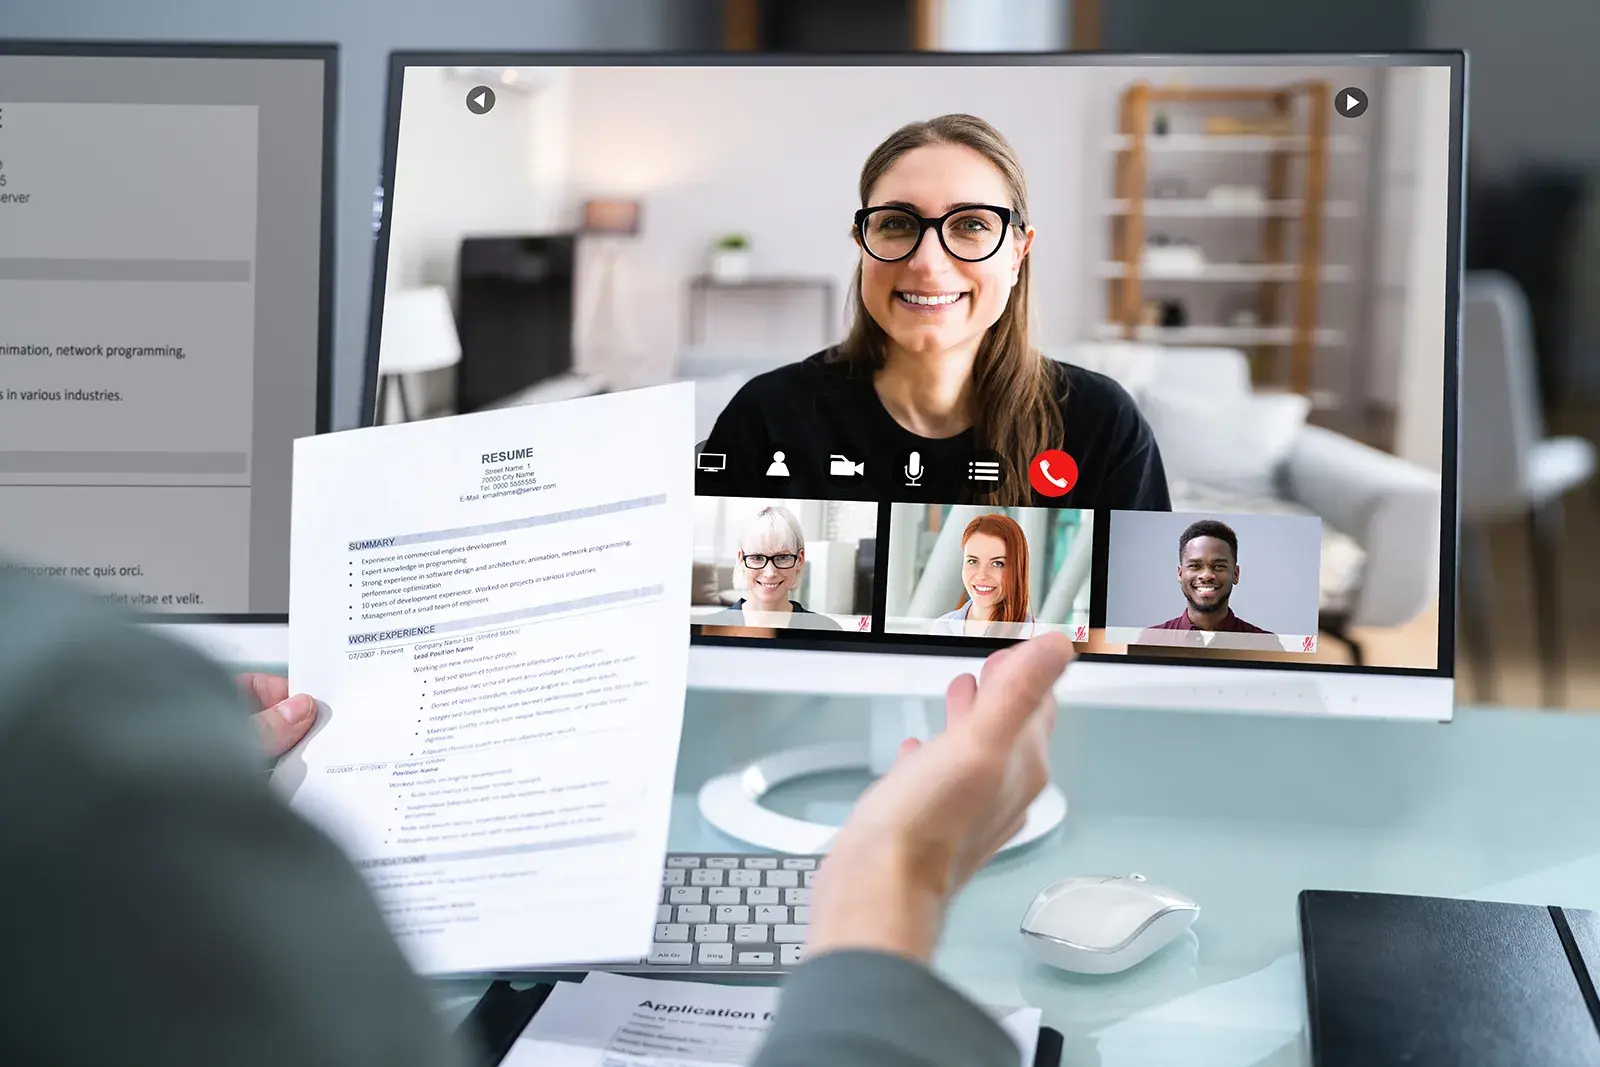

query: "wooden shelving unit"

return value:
[1105, 81, 1348, 396]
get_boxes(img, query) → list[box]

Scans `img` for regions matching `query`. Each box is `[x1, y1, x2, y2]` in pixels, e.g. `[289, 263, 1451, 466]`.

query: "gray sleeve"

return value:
[751, 949, 1020, 1067]
[0, 578, 468, 1067]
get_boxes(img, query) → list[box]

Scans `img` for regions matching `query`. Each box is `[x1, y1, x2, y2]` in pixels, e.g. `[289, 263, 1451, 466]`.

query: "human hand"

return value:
[237, 673, 318, 759]
[808, 631, 1073, 964]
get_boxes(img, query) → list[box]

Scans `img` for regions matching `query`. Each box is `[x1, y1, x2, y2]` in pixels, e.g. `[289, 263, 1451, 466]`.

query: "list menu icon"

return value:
[968, 459, 1000, 482]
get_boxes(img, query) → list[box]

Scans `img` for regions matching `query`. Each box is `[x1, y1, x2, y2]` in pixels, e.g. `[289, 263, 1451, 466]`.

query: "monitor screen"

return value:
[371, 53, 1459, 683]
[0, 43, 336, 620]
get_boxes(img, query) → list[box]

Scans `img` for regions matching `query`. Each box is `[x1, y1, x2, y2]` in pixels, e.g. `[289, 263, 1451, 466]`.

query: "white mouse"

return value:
[1019, 873, 1199, 975]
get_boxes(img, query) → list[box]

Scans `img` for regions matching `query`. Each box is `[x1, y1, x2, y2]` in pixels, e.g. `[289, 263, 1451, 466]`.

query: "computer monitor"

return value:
[372, 51, 1461, 852]
[0, 41, 337, 664]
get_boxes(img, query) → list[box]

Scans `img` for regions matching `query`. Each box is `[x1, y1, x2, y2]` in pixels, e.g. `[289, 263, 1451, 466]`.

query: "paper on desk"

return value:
[504, 971, 1042, 1067]
[271, 383, 695, 976]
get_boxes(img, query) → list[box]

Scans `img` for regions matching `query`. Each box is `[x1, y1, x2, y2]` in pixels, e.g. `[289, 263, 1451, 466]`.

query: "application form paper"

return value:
[505, 971, 1042, 1067]
[272, 383, 695, 975]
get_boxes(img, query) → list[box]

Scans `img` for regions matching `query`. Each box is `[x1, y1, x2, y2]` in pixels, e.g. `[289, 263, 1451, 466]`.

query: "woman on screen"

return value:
[697, 113, 1170, 511]
[933, 514, 1036, 639]
[696, 505, 844, 632]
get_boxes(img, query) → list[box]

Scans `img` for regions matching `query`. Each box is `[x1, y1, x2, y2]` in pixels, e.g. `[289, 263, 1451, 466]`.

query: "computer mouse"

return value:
[1019, 873, 1199, 975]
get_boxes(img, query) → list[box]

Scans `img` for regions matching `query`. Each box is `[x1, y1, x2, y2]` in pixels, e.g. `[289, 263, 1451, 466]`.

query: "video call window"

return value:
[1104, 510, 1322, 654]
[885, 505, 1091, 641]
[378, 56, 1456, 675]
[692, 497, 877, 636]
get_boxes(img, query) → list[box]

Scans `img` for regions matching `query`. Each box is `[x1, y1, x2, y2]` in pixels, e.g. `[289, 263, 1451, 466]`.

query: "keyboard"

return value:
[589, 852, 825, 975]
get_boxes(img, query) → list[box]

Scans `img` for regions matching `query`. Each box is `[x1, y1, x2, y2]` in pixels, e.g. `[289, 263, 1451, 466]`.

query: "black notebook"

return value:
[1299, 890, 1600, 1066]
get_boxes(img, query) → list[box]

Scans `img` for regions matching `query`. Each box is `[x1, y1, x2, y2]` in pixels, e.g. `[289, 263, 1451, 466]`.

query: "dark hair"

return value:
[1178, 519, 1238, 562]
[835, 113, 1061, 507]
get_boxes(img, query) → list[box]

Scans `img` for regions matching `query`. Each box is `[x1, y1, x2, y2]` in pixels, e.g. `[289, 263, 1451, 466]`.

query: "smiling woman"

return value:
[935, 513, 1035, 638]
[695, 113, 1172, 512]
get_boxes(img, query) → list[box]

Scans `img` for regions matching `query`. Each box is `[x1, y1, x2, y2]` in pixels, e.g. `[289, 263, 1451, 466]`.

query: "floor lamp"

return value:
[581, 198, 640, 387]
[377, 285, 461, 423]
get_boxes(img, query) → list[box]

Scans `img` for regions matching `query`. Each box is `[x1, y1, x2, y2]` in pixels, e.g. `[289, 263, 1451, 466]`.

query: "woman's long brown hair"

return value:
[833, 113, 1062, 506]
[959, 513, 1032, 624]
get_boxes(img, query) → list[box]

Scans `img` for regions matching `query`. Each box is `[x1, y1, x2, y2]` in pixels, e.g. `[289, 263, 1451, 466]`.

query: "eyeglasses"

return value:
[742, 552, 799, 570]
[854, 204, 1023, 264]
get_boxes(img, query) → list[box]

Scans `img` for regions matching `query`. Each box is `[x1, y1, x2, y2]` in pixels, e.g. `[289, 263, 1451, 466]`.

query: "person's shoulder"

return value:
[1148, 614, 1187, 630]
[1047, 358, 1142, 414]
[1234, 616, 1273, 634]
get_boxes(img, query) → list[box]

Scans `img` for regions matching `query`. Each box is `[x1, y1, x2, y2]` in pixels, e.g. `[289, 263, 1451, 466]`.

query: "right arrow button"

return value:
[1335, 86, 1369, 119]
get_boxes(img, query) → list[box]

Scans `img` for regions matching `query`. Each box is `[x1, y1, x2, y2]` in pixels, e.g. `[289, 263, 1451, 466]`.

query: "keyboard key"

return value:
[774, 924, 808, 943]
[782, 858, 817, 870]
[715, 905, 750, 924]
[744, 857, 778, 870]
[793, 906, 810, 924]
[706, 857, 741, 869]
[764, 870, 799, 888]
[729, 870, 761, 888]
[659, 887, 666, 904]
[694, 923, 729, 943]
[698, 943, 733, 965]
[784, 888, 811, 906]
[662, 869, 686, 887]
[677, 904, 711, 924]
[780, 943, 805, 966]
[656, 904, 673, 923]
[649, 943, 693, 964]
[690, 869, 725, 887]
[734, 924, 769, 944]
[654, 923, 689, 942]
[666, 856, 700, 868]
[746, 887, 779, 906]
[669, 887, 704, 905]
[803, 871, 817, 888]
[755, 905, 788, 925]
[707, 887, 741, 905]
[738, 951, 775, 966]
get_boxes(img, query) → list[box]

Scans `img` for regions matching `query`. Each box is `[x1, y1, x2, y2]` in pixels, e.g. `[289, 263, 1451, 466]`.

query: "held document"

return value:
[271, 383, 695, 975]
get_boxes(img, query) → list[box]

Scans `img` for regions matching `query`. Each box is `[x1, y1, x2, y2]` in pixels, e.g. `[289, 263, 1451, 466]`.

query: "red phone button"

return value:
[1028, 450, 1078, 498]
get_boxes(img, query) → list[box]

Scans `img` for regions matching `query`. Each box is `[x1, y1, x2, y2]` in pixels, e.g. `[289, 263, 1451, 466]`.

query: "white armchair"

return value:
[1056, 343, 1444, 662]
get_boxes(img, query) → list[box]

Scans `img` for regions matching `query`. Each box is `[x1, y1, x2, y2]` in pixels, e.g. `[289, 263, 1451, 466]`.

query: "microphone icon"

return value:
[904, 451, 924, 486]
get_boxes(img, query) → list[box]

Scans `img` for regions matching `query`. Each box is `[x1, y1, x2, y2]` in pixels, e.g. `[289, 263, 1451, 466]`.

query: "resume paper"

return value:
[272, 383, 695, 975]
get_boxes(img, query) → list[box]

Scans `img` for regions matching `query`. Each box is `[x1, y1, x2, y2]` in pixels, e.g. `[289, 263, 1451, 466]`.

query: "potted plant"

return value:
[709, 232, 752, 283]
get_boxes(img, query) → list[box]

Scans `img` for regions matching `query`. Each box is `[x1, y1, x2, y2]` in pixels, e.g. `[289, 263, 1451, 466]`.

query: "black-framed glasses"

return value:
[742, 552, 799, 570]
[854, 204, 1022, 264]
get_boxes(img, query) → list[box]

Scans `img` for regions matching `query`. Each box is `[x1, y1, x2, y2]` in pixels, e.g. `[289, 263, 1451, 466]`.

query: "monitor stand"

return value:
[695, 695, 1067, 855]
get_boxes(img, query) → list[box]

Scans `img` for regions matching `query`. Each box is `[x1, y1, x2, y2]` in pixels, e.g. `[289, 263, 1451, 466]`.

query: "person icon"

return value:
[766, 450, 790, 478]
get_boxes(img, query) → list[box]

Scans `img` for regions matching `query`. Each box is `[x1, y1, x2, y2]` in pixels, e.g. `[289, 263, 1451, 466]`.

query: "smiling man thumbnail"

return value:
[1140, 519, 1271, 637]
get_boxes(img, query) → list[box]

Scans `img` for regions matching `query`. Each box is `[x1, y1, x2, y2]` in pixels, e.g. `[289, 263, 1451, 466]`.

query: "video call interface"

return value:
[378, 57, 1456, 675]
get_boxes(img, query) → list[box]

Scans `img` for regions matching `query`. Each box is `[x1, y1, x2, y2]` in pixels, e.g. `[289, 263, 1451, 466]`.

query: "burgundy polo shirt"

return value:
[1148, 609, 1272, 634]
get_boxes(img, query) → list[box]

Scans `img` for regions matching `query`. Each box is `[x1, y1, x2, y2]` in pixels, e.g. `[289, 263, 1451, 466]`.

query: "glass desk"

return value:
[408, 688, 1600, 1066]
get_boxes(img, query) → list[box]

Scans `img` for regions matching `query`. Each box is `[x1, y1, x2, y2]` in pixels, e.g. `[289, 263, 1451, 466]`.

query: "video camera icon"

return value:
[829, 454, 865, 477]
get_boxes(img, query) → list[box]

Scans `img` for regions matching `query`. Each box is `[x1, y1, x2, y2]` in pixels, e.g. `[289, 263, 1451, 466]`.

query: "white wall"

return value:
[1390, 66, 1453, 474]
[385, 66, 571, 295]
[564, 63, 1102, 383]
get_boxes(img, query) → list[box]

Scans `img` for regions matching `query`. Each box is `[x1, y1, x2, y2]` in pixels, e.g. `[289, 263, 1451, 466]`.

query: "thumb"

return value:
[252, 693, 317, 760]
